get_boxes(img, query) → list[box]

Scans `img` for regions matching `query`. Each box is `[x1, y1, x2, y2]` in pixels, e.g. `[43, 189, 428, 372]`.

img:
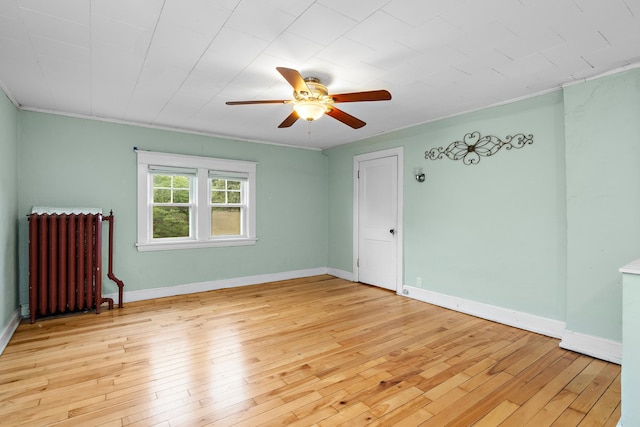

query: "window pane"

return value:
[153, 175, 171, 187]
[211, 178, 225, 189]
[227, 191, 241, 203]
[153, 206, 190, 238]
[227, 180, 241, 190]
[154, 189, 171, 203]
[173, 176, 190, 188]
[211, 207, 241, 236]
[173, 189, 190, 203]
[211, 190, 226, 203]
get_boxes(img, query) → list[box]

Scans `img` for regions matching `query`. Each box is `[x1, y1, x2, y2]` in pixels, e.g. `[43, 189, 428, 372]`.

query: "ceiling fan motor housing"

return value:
[297, 77, 329, 100]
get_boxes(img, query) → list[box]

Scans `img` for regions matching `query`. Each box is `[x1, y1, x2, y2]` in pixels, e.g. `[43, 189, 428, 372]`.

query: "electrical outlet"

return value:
[416, 277, 422, 286]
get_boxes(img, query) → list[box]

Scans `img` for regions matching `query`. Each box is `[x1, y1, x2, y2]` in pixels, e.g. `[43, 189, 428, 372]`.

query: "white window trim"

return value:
[136, 150, 257, 251]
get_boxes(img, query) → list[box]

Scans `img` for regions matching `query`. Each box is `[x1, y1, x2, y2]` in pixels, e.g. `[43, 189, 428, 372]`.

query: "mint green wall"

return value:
[0, 91, 18, 331]
[326, 69, 640, 343]
[16, 111, 328, 303]
[564, 69, 640, 341]
[325, 91, 568, 321]
[409, 93, 567, 320]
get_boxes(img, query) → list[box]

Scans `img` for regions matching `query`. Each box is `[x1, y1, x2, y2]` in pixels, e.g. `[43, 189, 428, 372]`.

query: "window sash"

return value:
[210, 177, 245, 207]
[210, 206, 245, 237]
[151, 206, 193, 240]
[150, 173, 194, 240]
[209, 177, 246, 237]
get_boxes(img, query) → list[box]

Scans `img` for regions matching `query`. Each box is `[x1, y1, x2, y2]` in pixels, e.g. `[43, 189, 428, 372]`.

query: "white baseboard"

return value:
[402, 285, 566, 339]
[327, 267, 353, 281]
[560, 330, 622, 364]
[102, 267, 330, 303]
[402, 285, 622, 364]
[0, 309, 21, 356]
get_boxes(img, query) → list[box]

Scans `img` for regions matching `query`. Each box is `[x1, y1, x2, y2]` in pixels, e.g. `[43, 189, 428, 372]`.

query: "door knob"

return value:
[389, 229, 395, 235]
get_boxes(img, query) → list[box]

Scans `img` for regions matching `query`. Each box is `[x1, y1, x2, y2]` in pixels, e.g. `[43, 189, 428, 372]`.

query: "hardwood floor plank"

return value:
[315, 402, 374, 426]
[423, 372, 471, 401]
[552, 407, 588, 426]
[124, 398, 203, 427]
[287, 406, 338, 427]
[570, 363, 620, 414]
[422, 385, 469, 417]
[368, 394, 432, 426]
[444, 346, 569, 426]
[0, 276, 621, 427]
[421, 371, 514, 425]
[577, 373, 621, 427]
[603, 403, 621, 427]
[231, 391, 323, 427]
[172, 397, 283, 427]
[499, 354, 592, 425]
[291, 389, 346, 420]
[473, 400, 520, 426]
[523, 389, 579, 426]
[392, 407, 434, 426]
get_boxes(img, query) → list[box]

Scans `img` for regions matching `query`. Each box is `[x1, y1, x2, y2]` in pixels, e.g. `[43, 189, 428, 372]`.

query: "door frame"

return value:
[353, 147, 404, 294]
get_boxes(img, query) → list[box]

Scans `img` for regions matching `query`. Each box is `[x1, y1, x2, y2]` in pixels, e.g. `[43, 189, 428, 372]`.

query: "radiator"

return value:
[28, 208, 124, 323]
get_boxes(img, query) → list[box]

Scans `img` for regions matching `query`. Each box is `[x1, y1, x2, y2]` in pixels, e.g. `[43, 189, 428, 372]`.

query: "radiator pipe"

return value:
[103, 211, 124, 308]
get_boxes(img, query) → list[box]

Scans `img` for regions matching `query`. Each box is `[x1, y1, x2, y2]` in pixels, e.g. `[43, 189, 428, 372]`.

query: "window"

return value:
[137, 150, 257, 251]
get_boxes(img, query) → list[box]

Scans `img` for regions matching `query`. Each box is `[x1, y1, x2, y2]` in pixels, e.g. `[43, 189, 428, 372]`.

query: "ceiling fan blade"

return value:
[226, 100, 289, 105]
[325, 107, 366, 129]
[278, 111, 299, 128]
[331, 90, 392, 103]
[276, 67, 311, 96]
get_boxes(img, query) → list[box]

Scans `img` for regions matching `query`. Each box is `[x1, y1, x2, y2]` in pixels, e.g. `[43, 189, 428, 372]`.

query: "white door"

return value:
[356, 153, 400, 291]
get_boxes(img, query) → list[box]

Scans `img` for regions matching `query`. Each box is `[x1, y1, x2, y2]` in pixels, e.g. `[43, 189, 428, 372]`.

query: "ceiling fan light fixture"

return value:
[293, 100, 327, 121]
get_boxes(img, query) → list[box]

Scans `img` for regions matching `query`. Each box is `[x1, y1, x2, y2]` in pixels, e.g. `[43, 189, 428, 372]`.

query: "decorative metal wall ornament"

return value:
[425, 131, 533, 165]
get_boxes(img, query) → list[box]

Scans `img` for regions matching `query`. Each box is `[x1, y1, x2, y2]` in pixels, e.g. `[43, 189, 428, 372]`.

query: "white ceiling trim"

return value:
[17, 104, 324, 151]
[560, 61, 640, 89]
[0, 79, 20, 108]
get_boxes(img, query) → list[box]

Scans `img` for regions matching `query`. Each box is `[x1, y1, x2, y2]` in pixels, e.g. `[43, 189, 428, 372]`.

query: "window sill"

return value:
[136, 237, 258, 252]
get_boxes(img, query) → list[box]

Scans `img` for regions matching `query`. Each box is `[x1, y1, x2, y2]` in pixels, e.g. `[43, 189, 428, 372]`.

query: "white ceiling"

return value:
[1, 0, 639, 150]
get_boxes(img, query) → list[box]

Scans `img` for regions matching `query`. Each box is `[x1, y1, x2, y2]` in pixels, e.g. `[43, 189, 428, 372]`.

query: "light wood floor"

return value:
[0, 275, 620, 426]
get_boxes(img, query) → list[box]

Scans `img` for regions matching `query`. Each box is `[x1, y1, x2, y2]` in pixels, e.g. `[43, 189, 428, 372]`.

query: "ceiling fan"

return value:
[226, 67, 392, 129]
